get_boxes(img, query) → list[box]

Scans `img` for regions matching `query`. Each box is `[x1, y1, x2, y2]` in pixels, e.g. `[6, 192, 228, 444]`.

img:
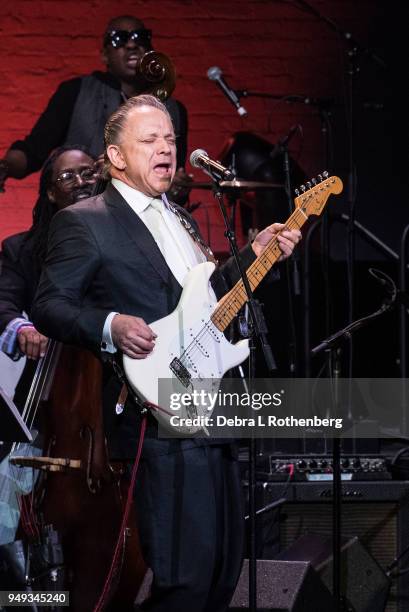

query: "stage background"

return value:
[0, 0, 406, 386]
[0, 0, 403, 251]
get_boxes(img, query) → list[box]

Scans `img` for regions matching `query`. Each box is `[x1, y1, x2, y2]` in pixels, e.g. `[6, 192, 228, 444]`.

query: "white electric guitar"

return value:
[123, 173, 343, 434]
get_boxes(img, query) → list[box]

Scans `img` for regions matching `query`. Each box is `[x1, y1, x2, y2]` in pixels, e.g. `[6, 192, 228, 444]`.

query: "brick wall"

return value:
[0, 0, 388, 251]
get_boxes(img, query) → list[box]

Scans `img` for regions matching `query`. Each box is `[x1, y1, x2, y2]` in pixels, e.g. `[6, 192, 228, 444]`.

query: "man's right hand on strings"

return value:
[111, 314, 157, 359]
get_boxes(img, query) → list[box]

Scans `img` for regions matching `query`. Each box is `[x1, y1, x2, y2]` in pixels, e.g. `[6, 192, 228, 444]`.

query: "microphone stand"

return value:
[236, 90, 338, 110]
[311, 277, 396, 611]
[273, 126, 301, 376]
[317, 102, 334, 359]
[212, 179, 276, 612]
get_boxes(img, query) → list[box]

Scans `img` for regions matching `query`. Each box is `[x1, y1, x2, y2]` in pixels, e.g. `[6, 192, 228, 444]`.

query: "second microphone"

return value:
[190, 149, 234, 182]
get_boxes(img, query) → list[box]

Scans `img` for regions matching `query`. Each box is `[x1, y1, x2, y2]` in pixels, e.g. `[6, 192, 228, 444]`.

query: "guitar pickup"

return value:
[170, 357, 192, 387]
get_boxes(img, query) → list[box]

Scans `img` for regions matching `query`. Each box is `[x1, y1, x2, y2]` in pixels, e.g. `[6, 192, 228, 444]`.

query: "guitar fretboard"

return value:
[211, 207, 307, 332]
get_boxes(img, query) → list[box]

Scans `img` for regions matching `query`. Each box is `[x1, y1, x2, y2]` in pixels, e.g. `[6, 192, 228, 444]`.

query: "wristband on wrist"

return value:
[16, 322, 35, 334]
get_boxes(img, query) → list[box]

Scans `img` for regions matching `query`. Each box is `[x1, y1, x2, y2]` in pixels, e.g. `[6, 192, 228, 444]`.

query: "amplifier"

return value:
[243, 480, 409, 612]
[267, 454, 391, 481]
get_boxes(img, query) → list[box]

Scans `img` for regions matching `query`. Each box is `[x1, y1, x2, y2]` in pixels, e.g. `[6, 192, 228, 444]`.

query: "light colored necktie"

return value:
[144, 198, 164, 237]
[144, 199, 192, 285]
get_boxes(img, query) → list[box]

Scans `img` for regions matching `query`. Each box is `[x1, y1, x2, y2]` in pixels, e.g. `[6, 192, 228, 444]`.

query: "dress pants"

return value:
[132, 441, 244, 612]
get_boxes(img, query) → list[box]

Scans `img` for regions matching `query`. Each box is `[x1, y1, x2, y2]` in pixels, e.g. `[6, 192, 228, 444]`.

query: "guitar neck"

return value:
[211, 207, 308, 332]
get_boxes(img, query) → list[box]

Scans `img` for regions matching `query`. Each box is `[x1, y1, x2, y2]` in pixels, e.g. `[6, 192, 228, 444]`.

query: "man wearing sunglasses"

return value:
[0, 15, 188, 198]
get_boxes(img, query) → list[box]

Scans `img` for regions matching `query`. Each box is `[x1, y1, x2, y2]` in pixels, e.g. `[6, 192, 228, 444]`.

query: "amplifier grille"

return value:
[246, 481, 409, 612]
[280, 504, 398, 612]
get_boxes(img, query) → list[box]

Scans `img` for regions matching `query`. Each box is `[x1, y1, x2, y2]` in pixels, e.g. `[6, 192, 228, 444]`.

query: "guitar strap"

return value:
[167, 202, 218, 265]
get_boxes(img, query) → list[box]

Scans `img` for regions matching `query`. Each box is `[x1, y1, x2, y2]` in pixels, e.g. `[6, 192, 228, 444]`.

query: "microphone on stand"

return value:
[269, 124, 301, 161]
[278, 124, 300, 148]
[207, 66, 248, 116]
[190, 149, 234, 182]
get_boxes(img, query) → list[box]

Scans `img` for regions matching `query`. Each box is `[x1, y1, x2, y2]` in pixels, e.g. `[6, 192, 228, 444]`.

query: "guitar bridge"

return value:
[170, 357, 192, 388]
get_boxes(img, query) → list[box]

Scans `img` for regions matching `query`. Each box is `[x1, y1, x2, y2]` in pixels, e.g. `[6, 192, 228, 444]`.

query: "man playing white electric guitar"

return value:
[32, 94, 302, 612]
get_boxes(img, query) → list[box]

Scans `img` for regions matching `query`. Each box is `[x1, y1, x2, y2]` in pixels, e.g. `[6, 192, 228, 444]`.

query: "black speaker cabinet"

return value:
[244, 480, 409, 612]
[229, 558, 335, 611]
[280, 533, 391, 612]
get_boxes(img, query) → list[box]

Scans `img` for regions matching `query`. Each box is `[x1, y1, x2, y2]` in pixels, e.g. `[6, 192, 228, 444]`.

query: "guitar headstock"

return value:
[294, 172, 343, 217]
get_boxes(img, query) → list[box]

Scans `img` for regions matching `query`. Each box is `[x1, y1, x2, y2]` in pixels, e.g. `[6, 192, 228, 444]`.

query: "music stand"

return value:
[0, 386, 33, 443]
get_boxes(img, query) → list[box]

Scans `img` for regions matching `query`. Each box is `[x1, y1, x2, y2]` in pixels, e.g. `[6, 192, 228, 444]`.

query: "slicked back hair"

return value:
[103, 94, 172, 177]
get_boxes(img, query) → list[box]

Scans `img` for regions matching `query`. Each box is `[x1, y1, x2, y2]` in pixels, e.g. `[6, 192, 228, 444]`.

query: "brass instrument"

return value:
[137, 50, 176, 100]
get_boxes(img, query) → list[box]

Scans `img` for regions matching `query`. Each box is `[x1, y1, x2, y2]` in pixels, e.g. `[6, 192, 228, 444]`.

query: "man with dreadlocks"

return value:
[0, 146, 97, 550]
[0, 145, 98, 368]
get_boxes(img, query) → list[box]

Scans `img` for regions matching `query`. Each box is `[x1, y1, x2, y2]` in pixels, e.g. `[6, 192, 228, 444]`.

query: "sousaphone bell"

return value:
[136, 50, 176, 100]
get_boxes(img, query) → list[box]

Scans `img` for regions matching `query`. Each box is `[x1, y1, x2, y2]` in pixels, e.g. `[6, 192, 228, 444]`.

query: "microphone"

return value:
[207, 66, 247, 116]
[270, 125, 301, 160]
[190, 149, 234, 181]
[278, 124, 300, 148]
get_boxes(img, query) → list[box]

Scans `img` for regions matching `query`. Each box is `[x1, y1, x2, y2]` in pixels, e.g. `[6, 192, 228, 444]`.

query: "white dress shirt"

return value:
[102, 179, 210, 352]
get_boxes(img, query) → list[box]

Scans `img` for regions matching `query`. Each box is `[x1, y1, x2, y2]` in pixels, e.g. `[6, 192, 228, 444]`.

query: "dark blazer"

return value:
[0, 232, 42, 409]
[32, 183, 257, 354]
[0, 232, 40, 333]
[31, 183, 260, 456]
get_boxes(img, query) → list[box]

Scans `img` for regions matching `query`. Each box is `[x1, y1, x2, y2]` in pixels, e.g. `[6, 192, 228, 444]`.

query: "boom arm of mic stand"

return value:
[311, 298, 395, 357]
[236, 90, 338, 108]
[338, 213, 399, 261]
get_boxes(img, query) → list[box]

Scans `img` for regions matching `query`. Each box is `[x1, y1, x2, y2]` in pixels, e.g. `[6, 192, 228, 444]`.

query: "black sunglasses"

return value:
[104, 29, 152, 49]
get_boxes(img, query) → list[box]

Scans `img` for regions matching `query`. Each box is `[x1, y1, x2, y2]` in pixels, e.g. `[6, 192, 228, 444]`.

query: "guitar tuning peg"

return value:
[311, 178, 317, 185]
[300, 184, 306, 192]
[306, 181, 312, 189]
[294, 188, 300, 196]
[322, 170, 329, 178]
[318, 174, 323, 181]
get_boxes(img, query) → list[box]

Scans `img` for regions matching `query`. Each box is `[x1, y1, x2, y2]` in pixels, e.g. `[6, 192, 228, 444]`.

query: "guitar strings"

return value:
[177, 210, 306, 377]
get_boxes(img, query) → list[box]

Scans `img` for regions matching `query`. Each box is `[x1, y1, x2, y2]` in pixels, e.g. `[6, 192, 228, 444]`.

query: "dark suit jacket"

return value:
[32, 183, 258, 352]
[31, 183, 263, 456]
[0, 232, 42, 409]
[0, 232, 40, 333]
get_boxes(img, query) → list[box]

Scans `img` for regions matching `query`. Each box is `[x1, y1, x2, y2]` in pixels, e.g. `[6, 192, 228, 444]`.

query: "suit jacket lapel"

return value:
[103, 183, 181, 291]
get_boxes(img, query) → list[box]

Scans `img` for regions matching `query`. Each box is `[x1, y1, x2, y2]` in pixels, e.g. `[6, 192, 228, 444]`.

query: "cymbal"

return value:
[219, 179, 284, 190]
[178, 179, 284, 190]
